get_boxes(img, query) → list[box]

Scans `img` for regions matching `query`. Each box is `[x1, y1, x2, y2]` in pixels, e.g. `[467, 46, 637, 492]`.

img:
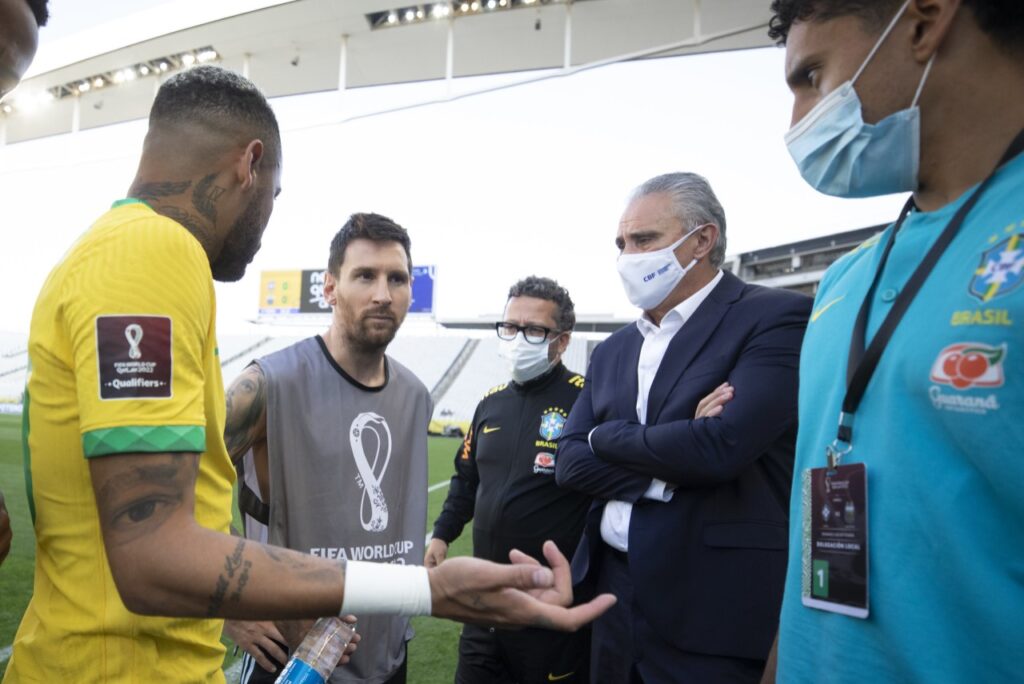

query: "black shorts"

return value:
[456, 624, 590, 684]
[239, 639, 407, 684]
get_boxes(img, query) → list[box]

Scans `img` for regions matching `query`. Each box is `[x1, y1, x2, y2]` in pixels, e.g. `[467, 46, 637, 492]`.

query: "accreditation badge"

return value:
[801, 463, 869, 618]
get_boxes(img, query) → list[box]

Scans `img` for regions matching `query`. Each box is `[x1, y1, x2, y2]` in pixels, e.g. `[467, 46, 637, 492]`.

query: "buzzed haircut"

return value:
[507, 276, 576, 332]
[25, 0, 49, 26]
[149, 65, 280, 157]
[328, 213, 413, 276]
[768, 0, 1024, 55]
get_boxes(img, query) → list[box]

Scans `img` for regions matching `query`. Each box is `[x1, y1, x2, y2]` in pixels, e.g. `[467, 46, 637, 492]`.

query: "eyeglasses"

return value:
[495, 322, 559, 345]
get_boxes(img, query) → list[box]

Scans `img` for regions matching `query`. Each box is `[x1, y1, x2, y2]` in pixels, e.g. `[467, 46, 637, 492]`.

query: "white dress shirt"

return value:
[598, 270, 724, 551]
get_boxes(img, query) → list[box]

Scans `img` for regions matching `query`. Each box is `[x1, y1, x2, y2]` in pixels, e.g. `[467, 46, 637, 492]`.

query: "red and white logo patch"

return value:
[533, 452, 555, 475]
[929, 342, 1006, 390]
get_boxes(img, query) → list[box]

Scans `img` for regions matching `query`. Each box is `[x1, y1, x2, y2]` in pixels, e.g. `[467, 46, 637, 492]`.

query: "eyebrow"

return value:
[785, 52, 818, 89]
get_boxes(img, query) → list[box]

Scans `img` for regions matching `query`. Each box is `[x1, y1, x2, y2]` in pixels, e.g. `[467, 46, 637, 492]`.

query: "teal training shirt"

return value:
[778, 152, 1024, 683]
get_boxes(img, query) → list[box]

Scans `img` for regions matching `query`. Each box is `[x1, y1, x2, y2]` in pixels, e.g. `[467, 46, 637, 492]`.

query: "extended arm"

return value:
[89, 450, 614, 629]
[589, 304, 809, 487]
[554, 375, 651, 502]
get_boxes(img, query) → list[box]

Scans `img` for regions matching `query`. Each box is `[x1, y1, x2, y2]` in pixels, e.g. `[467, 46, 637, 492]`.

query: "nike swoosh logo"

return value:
[548, 673, 575, 682]
[482, 426, 501, 434]
[811, 295, 845, 323]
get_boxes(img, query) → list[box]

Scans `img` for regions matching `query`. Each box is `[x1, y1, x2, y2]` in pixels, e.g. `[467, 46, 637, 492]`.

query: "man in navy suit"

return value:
[556, 172, 811, 683]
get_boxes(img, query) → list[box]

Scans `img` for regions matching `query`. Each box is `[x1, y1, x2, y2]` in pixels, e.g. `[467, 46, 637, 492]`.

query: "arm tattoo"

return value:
[192, 173, 226, 223]
[225, 364, 267, 462]
[208, 537, 254, 616]
[96, 454, 196, 546]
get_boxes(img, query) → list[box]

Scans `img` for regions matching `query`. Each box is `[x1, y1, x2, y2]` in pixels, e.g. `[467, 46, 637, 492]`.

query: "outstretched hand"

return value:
[428, 540, 615, 631]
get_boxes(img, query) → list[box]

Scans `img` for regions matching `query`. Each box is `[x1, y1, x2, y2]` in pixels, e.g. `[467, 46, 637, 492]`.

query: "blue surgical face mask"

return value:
[784, 0, 936, 198]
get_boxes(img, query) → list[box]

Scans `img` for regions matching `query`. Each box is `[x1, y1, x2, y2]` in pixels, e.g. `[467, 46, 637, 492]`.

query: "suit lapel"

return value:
[646, 271, 745, 424]
[615, 326, 644, 420]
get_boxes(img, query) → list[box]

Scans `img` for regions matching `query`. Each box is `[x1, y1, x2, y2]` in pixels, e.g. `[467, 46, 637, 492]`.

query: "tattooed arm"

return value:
[89, 451, 343, 619]
[224, 363, 267, 466]
[88, 449, 615, 628]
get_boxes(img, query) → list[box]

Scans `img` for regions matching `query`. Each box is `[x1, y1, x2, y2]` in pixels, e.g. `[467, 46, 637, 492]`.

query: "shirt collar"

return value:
[636, 269, 723, 338]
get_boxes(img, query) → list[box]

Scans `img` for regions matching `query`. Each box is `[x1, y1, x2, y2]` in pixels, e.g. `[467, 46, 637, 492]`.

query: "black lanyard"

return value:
[832, 128, 1024, 457]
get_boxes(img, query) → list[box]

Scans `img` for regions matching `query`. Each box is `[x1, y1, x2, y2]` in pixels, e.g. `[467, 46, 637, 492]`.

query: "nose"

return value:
[372, 276, 392, 304]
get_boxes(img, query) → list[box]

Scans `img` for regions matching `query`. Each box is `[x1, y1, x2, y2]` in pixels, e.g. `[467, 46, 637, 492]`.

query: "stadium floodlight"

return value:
[367, 0, 581, 29]
[2, 47, 220, 117]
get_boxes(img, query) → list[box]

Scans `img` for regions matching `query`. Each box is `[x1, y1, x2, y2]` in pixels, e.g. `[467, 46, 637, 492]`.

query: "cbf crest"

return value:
[539, 407, 568, 441]
[971, 230, 1024, 302]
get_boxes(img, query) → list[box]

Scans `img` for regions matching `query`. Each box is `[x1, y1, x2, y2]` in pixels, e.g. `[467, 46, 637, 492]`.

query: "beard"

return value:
[211, 197, 264, 282]
[343, 307, 402, 354]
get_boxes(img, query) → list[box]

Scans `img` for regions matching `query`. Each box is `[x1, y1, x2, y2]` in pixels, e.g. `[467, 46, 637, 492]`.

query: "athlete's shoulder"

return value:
[482, 381, 510, 400]
[388, 355, 430, 396]
[564, 370, 585, 390]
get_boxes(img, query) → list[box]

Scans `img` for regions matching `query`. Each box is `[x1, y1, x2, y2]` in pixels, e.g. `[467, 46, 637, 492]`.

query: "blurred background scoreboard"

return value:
[259, 266, 436, 316]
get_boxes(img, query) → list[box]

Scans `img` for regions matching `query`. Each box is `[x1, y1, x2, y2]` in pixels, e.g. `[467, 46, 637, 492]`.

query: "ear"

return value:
[556, 331, 571, 355]
[691, 224, 719, 261]
[323, 270, 338, 306]
[907, 0, 962, 63]
[236, 139, 266, 191]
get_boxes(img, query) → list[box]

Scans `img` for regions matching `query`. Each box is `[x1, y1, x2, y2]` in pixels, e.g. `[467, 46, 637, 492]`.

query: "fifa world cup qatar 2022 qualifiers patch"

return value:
[96, 315, 173, 400]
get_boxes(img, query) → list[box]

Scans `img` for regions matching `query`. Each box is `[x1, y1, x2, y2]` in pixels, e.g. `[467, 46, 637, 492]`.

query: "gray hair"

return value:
[507, 276, 576, 332]
[629, 172, 727, 267]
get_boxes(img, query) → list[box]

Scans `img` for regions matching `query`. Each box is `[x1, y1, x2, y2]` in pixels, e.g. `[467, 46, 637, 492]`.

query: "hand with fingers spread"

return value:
[695, 382, 734, 419]
[428, 540, 615, 631]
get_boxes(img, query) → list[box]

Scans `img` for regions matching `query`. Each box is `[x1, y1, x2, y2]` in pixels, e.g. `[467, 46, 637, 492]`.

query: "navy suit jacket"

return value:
[555, 270, 811, 661]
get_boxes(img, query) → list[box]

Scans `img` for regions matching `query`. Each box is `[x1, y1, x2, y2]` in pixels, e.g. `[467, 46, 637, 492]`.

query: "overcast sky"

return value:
[0, 2, 908, 335]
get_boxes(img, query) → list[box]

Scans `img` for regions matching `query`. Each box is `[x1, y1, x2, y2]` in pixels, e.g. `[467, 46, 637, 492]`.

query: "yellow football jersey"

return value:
[5, 200, 234, 683]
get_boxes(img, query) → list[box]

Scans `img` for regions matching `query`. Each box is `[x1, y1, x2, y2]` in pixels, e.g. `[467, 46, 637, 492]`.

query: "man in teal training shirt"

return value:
[765, 0, 1024, 681]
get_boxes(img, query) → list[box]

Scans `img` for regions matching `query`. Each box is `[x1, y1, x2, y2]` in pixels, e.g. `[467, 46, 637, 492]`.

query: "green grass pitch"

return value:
[0, 418, 470, 682]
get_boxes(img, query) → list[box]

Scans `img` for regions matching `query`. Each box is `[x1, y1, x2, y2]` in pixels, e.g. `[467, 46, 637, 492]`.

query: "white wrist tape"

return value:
[340, 561, 432, 616]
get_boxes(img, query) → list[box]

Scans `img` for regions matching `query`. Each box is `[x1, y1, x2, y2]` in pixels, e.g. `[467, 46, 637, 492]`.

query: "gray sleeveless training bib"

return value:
[258, 336, 430, 683]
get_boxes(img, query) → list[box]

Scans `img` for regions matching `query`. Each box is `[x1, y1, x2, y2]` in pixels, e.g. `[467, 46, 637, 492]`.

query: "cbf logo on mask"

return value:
[616, 226, 700, 310]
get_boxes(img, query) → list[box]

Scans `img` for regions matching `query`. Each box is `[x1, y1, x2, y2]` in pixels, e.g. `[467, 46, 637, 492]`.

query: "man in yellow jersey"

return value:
[6, 65, 613, 683]
[0, 0, 49, 568]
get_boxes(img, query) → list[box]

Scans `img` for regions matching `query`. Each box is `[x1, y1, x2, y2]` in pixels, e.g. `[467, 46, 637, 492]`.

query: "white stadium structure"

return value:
[0, 0, 891, 425]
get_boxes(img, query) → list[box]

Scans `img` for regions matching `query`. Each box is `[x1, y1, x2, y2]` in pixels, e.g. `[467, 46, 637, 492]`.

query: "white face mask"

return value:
[498, 334, 557, 383]
[616, 226, 700, 311]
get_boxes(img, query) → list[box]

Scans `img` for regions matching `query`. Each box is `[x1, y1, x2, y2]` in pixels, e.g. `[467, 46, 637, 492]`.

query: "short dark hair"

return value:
[150, 65, 280, 157]
[328, 212, 413, 275]
[507, 276, 576, 332]
[768, 0, 1024, 54]
[25, 0, 48, 26]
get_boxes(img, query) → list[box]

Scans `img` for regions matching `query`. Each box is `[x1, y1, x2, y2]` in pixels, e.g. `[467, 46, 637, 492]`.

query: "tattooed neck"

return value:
[127, 176, 224, 259]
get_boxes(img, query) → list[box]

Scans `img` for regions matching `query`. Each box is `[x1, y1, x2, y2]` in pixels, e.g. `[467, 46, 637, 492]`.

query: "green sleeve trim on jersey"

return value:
[82, 425, 206, 458]
[110, 198, 152, 210]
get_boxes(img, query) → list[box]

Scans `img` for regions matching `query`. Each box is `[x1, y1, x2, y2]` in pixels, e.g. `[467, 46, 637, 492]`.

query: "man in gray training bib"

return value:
[223, 212, 430, 684]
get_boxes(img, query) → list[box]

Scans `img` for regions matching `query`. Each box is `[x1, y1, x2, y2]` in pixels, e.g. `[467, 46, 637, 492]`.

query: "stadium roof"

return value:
[2, 0, 773, 144]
